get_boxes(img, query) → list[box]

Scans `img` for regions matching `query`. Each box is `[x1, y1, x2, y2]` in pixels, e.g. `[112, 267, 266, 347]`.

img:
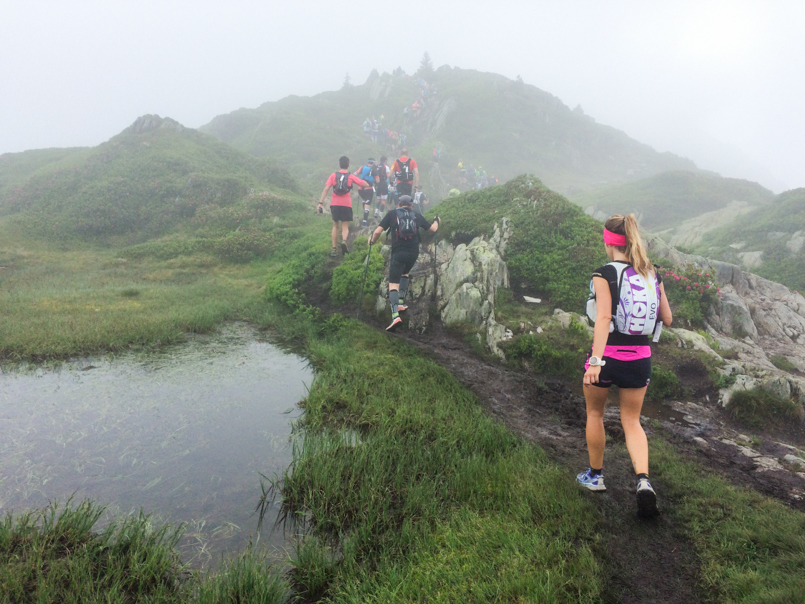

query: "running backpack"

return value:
[359, 165, 375, 183]
[333, 172, 352, 195]
[371, 164, 384, 183]
[394, 208, 417, 241]
[586, 263, 660, 336]
[396, 158, 413, 182]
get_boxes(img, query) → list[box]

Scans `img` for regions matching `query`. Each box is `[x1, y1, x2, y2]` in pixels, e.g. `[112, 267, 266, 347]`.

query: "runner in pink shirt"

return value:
[318, 156, 369, 256]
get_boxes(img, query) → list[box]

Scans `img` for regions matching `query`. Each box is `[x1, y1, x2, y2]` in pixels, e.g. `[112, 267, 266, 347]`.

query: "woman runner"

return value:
[578, 214, 673, 518]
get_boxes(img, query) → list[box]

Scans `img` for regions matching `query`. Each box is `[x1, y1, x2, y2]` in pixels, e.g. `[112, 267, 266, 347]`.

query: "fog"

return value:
[1, 0, 803, 191]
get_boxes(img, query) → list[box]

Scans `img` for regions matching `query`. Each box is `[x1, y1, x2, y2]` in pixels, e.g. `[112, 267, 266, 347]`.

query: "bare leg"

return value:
[331, 222, 338, 248]
[341, 221, 349, 245]
[619, 387, 649, 475]
[583, 385, 609, 469]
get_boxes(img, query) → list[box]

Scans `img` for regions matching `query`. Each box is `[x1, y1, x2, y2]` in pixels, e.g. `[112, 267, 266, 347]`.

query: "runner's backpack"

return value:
[333, 172, 352, 195]
[371, 164, 384, 183]
[359, 165, 375, 183]
[586, 263, 660, 336]
[394, 207, 418, 242]
[396, 158, 413, 182]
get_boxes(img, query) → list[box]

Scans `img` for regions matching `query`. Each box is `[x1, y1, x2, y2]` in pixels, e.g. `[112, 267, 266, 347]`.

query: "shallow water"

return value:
[0, 323, 312, 567]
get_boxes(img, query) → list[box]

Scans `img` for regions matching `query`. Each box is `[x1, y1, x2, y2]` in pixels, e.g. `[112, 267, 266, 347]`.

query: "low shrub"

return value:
[727, 387, 804, 428]
[647, 366, 684, 400]
[505, 333, 583, 378]
[329, 239, 385, 307]
[770, 353, 798, 373]
[657, 264, 719, 328]
[212, 229, 276, 263]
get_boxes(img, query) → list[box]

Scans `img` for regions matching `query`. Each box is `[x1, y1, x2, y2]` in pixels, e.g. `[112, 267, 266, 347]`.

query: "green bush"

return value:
[212, 229, 276, 263]
[727, 387, 804, 428]
[505, 333, 583, 378]
[329, 239, 385, 306]
[647, 366, 684, 400]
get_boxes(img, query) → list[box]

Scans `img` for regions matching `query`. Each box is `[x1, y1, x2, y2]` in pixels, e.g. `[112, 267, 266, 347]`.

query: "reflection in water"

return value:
[0, 324, 312, 567]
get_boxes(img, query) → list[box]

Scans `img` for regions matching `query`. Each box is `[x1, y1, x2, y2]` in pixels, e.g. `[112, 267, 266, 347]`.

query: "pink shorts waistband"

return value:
[603, 345, 652, 361]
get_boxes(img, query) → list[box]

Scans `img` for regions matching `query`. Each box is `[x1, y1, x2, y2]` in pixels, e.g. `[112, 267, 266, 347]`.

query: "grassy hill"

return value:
[572, 170, 774, 232]
[691, 188, 805, 291]
[200, 66, 696, 198]
[0, 147, 89, 198]
[0, 115, 299, 243]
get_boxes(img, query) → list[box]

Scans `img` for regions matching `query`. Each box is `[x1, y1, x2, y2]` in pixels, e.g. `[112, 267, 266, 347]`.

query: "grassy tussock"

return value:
[0, 500, 289, 603]
[652, 440, 805, 603]
[277, 321, 604, 602]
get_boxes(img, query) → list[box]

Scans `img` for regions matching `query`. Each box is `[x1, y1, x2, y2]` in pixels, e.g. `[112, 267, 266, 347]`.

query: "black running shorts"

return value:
[396, 181, 413, 197]
[376, 181, 389, 195]
[359, 188, 375, 203]
[590, 357, 652, 389]
[389, 250, 418, 284]
[331, 205, 353, 222]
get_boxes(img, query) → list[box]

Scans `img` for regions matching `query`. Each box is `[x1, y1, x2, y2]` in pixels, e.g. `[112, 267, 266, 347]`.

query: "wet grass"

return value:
[273, 318, 605, 602]
[651, 440, 805, 603]
[0, 500, 288, 603]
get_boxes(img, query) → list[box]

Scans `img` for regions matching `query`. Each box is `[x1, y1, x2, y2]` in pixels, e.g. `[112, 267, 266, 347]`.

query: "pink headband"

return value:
[603, 228, 627, 247]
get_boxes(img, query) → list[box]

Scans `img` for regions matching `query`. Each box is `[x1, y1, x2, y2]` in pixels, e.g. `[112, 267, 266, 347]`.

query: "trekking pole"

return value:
[431, 221, 439, 304]
[357, 239, 374, 319]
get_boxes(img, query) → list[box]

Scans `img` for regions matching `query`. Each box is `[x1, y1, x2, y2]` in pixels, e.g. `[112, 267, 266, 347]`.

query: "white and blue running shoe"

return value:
[576, 469, 606, 491]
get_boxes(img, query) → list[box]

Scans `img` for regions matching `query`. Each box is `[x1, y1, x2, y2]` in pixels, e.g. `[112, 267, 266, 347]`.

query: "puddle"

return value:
[0, 323, 312, 567]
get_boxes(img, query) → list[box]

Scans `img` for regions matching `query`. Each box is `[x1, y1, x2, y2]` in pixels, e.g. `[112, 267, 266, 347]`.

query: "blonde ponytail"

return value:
[604, 214, 653, 279]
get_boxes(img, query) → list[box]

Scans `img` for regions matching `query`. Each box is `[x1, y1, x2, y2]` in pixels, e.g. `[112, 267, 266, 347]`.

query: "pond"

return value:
[0, 323, 312, 567]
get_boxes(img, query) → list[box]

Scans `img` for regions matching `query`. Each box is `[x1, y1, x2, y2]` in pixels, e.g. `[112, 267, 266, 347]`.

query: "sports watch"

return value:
[588, 356, 606, 367]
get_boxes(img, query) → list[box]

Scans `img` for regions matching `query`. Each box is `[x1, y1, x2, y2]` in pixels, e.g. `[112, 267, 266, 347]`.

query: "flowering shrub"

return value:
[658, 264, 719, 328]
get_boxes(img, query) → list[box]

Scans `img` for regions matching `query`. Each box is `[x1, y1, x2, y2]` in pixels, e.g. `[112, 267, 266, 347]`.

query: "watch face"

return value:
[589, 357, 600, 366]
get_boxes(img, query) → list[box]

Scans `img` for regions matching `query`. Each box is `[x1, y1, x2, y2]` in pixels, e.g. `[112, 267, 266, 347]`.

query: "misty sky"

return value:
[2, 0, 803, 192]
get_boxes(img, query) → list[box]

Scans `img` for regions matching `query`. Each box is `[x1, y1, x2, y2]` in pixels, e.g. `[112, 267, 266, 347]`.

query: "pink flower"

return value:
[705, 284, 710, 288]
[694, 282, 699, 286]
[687, 285, 691, 290]
[675, 276, 681, 281]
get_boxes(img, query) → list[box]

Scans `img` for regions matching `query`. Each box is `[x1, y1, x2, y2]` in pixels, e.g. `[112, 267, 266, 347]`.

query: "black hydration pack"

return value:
[395, 207, 417, 241]
[396, 158, 413, 182]
[333, 172, 352, 195]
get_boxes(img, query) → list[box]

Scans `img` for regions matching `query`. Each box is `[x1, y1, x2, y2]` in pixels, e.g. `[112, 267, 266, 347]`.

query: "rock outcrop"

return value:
[376, 219, 513, 357]
[646, 235, 805, 407]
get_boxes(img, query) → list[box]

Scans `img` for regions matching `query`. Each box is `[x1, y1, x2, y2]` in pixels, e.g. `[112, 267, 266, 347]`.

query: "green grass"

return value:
[652, 440, 805, 603]
[0, 500, 288, 604]
[273, 319, 604, 602]
[769, 354, 798, 374]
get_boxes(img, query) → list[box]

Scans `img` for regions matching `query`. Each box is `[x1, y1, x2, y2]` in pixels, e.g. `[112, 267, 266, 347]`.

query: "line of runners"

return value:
[319, 156, 671, 518]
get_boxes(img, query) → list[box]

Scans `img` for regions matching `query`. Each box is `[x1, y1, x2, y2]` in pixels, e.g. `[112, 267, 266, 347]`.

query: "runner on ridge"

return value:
[391, 149, 419, 198]
[369, 195, 439, 332]
[578, 214, 673, 518]
[318, 156, 370, 257]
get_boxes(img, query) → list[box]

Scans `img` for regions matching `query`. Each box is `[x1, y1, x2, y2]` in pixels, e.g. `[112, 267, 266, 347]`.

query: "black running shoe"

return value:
[341, 242, 349, 255]
[636, 478, 659, 518]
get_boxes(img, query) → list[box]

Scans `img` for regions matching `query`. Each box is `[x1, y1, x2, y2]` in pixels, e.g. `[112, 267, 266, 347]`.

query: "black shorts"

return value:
[389, 250, 418, 284]
[397, 182, 413, 197]
[331, 205, 353, 222]
[376, 182, 389, 195]
[359, 188, 375, 203]
[590, 356, 652, 389]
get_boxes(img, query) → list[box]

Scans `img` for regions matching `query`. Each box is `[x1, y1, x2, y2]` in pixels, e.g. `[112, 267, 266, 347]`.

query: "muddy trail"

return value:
[325, 227, 805, 602]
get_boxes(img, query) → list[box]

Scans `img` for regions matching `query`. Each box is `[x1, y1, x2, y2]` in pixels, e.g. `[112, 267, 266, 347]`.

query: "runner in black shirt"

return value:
[369, 195, 439, 332]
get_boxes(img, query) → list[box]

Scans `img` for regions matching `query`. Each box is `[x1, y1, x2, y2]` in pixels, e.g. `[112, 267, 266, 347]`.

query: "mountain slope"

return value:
[0, 147, 89, 198]
[201, 66, 696, 197]
[1, 115, 298, 241]
[572, 170, 774, 233]
[690, 188, 805, 291]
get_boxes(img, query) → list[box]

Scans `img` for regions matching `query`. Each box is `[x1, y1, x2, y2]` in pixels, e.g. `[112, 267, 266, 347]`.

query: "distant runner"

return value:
[354, 158, 377, 227]
[318, 156, 369, 257]
[391, 149, 419, 198]
[578, 214, 673, 518]
[374, 155, 391, 218]
[413, 189, 428, 213]
[369, 195, 439, 332]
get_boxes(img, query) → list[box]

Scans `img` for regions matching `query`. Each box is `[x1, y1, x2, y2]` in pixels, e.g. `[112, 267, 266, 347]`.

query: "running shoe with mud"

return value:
[576, 468, 606, 491]
[341, 242, 349, 255]
[397, 304, 408, 313]
[386, 316, 402, 332]
[636, 477, 659, 517]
